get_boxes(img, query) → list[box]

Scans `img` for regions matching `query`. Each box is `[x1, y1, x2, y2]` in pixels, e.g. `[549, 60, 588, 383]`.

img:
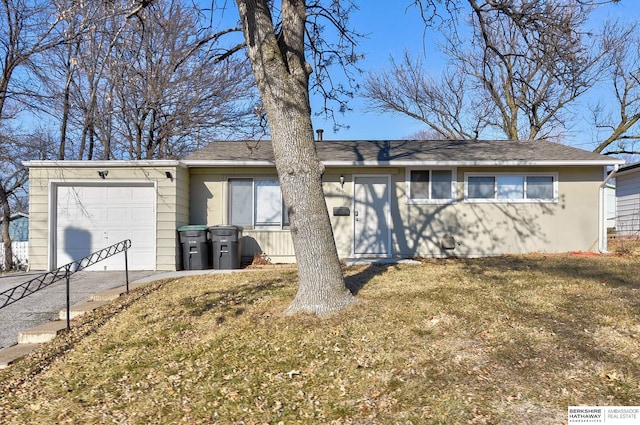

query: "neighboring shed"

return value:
[605, 184, 616, 229]
[615, 162, 640, 237]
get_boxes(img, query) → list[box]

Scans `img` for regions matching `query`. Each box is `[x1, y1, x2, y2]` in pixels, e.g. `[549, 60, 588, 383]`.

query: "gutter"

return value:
[23, 160, 185, 168]
[181, 159, 625, 168]
[598, 164, 620, 253]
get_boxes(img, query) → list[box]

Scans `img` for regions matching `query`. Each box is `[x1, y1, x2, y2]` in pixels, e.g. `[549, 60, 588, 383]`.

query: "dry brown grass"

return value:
[0, 254, 639, 424]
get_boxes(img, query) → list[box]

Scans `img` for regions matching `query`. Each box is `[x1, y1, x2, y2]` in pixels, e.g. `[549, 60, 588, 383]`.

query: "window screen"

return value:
[468, 176, 495, 199]
[229, 178, 252, 226]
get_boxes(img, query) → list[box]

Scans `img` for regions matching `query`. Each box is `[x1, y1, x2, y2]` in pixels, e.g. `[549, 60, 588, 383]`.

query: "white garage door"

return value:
[56, 184, 156, 270]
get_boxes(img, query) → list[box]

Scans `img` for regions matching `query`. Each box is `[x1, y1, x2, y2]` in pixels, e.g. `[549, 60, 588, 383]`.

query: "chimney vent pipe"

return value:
[316, 129, 324, 141]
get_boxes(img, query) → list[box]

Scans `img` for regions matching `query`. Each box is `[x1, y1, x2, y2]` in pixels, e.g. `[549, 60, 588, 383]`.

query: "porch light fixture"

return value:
[165, 171, 173, 180]
[97, 170, 108, 179]
[340, 174, 345, 188]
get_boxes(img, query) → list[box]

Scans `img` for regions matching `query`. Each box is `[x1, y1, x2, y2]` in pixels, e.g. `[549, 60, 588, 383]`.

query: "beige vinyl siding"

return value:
[174, 166, 191, 266]
[190, 168, 368, 263]
[191, 165, 604, 262]
[398, 166, 602, 257]
[189, 169, 225, 226]
[28, 164, 185, 271]
[28, 158, 611, 269]
[156, 165, 188, 270]
[189, 168, 296, 263]
[27, 168, 51, 270]
[241, 230, 295, 263]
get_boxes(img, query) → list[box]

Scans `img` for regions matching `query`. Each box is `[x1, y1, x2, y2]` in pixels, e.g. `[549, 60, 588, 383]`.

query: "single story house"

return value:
[25, 140, 624, 271]
[615, 161, 640, 237]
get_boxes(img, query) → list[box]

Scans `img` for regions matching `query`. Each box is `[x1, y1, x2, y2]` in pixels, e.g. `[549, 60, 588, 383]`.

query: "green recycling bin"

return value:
[178, 225, 211, 270]
[209, 225, 243, 269]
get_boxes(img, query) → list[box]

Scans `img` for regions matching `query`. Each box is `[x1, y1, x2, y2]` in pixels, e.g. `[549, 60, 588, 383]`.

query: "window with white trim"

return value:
[465, 173, 556, 202]
[229, 178, 289, 228]
[407, 169, 455, 204]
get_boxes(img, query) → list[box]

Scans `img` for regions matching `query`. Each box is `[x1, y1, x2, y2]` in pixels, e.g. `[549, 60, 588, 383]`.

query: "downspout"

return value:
[599, 164, 619, 253]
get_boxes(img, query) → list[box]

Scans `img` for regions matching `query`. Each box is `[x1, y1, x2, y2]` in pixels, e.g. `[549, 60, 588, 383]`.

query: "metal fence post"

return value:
[124, 245, 130, 294]
[65, 265, 71, 330]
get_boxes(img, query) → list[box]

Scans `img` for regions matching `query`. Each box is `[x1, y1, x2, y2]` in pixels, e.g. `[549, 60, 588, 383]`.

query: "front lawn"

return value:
[0, 253, 638, 424]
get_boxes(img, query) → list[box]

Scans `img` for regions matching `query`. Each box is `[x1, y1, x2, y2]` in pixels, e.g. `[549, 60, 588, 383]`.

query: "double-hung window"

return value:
[465, 173, 556, 202]
[407, 169, 455, 204]
[229, 178, 289, 229]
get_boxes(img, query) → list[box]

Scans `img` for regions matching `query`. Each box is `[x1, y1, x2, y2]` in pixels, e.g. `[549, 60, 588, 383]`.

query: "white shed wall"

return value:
[616, 169, 640, 236]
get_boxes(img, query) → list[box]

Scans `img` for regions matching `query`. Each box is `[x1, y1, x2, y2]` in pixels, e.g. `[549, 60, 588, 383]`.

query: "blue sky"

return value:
[310, 3, 444, 140]
[300, 1, 640, 151]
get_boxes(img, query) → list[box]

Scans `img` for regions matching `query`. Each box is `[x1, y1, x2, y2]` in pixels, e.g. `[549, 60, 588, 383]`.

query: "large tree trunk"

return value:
[236, 0, 354, 315]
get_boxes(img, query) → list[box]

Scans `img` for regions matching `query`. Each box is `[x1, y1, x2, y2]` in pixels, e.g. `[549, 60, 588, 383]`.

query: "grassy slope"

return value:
[0, 254, 639, 424]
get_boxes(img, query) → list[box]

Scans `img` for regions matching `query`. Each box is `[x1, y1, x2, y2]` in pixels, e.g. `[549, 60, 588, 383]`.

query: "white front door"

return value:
[55, 184, 156, 270]
[353, 175, 391, 257]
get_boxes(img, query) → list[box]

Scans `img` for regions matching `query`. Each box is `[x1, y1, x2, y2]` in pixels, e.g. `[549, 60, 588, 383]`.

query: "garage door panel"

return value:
[82, 188, 107, 202]
[106, 186, 131, 200]
[107, 207, 130, 223]
[58, 186, 83, 203]
[132, 206, 154, 218]
[55, 184, 156, 271]
[83, 208, 106, 225]
[131, 230, 155, 246]
[132, 188, 156, 202]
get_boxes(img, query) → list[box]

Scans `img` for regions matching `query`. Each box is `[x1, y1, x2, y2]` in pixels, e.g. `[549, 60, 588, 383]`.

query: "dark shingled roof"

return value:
[183, 140, 622, 166]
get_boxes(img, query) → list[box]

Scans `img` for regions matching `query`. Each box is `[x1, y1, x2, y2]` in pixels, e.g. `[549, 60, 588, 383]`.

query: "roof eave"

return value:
[24, 160, 185, 168]
[182, 160, 276, 167]
[321, 160, 624, 167]
[26, 158, 625, 168]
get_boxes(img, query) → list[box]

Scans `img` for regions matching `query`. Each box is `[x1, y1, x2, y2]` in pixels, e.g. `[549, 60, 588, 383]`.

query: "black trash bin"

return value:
[210, 225, 243, 269]
[178, 225, 211, 270]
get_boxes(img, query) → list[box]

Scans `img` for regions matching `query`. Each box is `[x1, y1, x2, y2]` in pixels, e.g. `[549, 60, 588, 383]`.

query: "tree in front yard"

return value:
[234, 0, 357, 314]
[365, 1, 619, 144]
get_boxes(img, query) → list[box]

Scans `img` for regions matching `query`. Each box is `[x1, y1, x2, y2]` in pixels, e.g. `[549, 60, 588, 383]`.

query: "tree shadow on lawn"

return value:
[460, 254, 640, 289]
[344, 264, 392, 295]
[176, 264, 392, 321]
[177, 276, 292, 322]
